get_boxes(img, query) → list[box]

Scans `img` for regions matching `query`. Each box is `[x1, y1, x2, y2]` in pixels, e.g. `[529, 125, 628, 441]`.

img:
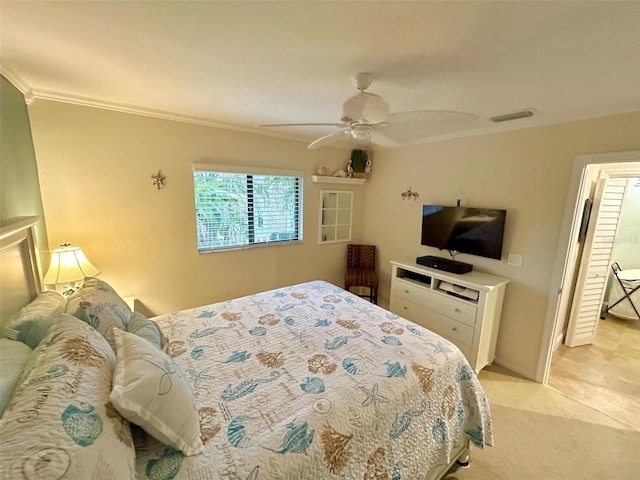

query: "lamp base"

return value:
[61, 282, 82, 299]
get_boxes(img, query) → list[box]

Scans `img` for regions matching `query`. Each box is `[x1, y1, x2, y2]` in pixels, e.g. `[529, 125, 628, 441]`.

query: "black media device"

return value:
[418, 205, 507, 273]
[416, 255, 473, 274]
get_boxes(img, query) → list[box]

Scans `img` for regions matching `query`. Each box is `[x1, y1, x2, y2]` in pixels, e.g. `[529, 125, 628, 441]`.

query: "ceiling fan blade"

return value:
[260, 122, 345, 128]
[379, 110, 480, 144]
[308, 130, 351, 149]
[369, 129, 400, 148]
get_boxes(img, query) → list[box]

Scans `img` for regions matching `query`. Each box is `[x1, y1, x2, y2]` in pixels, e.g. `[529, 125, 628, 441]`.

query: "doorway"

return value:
[547, 307, 640, 429]
[550, 197, 640, 425]
[537, 151, 640, 385]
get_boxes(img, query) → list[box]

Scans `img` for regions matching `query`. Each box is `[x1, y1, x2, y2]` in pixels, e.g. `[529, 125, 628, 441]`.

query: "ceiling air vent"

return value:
[490, 109, 536, 123]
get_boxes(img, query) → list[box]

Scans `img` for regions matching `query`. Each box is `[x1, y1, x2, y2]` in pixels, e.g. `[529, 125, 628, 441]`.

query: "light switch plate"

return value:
[507, 253, 523, 267]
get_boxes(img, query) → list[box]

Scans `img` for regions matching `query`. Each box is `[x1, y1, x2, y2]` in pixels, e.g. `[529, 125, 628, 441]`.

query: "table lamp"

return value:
[43, 244, 99, 297]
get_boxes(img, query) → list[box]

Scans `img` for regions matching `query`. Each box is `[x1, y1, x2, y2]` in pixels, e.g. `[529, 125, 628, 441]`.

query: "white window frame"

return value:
[193, 163, 304, 253]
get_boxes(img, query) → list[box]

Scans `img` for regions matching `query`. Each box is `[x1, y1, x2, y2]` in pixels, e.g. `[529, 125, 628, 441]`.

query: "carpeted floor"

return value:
[443, 365, 640, 479]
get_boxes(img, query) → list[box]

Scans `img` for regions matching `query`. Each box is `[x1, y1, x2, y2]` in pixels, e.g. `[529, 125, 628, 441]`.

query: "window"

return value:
[193, 167, 303, 252]
[319, 190, 353, 243]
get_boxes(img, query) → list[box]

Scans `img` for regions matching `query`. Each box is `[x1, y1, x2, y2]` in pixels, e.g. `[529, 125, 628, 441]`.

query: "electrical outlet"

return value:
[507, 253, 523, 267]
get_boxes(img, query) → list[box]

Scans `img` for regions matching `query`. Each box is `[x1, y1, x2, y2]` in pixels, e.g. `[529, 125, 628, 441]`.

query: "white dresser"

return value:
[389, 260, 509, 372]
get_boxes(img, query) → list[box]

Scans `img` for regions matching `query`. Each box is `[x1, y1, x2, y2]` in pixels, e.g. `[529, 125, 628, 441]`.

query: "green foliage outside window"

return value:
[193, 170, 302, 252]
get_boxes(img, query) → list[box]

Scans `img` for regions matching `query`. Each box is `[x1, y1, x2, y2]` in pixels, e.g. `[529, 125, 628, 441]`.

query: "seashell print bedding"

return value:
[134, 281, 493, 480]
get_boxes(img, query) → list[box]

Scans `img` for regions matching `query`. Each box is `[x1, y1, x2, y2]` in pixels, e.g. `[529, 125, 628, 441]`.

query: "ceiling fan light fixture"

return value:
[342, 93, 390, 124]
[350, 124, 372, 141]
[262, 72, 478, 149]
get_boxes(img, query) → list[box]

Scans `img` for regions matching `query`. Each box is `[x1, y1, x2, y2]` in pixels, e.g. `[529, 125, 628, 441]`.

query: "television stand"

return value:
[389, 260, 509, 371]
[416, 255, 473, 274]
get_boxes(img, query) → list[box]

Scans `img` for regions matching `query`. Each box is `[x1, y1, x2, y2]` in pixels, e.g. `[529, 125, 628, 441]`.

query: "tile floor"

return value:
[547, 313, 640, 431]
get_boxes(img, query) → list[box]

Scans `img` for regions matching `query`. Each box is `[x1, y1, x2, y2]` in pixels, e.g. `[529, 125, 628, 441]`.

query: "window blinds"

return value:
[193, 169, 303, 252]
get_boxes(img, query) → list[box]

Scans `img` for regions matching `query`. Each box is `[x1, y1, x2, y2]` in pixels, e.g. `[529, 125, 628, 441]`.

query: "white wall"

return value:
[28, 100, 361, 317]
[361, 112, 640, 379]
[611, 177, 640, 268]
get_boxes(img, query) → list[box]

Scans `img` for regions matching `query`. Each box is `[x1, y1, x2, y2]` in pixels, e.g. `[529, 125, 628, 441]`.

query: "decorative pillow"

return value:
[1, 290, 66, 348]
[153, 318, 171, 353]
[110, 329, 203, 456]
[126, 311, 161, 349]
[66, 277, 131, 349]
[0, 314, 136, 478]
[0, 339, 32, 417]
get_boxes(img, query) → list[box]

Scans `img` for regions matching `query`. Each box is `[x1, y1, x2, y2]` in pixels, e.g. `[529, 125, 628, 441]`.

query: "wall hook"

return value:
[151, 170, 167, 190]
[401, 187, 420, 200]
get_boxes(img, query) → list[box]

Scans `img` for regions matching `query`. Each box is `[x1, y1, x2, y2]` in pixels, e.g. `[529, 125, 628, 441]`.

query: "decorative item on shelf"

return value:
[365, 155, 372, 174]
[401, 187, 420, 201]
[348, 149, 369, 179]
[315, 166, 330, 176]
[151, 170, 167, 190]
[345, 162, 353, 178]
[43, 244, 100, 298]
[332, 169, 348, 178]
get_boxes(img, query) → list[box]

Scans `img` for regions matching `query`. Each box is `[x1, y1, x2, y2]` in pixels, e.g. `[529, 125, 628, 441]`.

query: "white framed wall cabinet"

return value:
[389, 260, 509, 372]
[318, 190, 353, 244]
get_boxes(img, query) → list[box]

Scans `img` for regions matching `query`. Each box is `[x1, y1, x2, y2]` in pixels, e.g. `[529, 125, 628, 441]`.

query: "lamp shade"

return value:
[43, 244, 99, 285]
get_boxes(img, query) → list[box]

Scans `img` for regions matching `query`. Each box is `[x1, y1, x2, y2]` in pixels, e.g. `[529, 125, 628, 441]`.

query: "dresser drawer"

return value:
[392, 279, 478, 327]
[392, 296, 474, 346]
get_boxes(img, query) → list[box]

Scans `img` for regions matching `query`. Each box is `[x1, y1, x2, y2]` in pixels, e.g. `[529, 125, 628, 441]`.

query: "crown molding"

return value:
[6, 67, 631, 151]
[0, 65, 35, 104]
[28, 87, 312, 144]
[0, 65, 311, 144]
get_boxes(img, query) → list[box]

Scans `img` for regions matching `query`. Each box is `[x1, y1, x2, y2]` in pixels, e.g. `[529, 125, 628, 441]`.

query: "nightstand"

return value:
[123, 296, 138, 312]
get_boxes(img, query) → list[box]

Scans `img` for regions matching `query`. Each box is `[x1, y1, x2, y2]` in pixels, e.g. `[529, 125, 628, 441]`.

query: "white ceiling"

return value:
[2, 1, 639, 147]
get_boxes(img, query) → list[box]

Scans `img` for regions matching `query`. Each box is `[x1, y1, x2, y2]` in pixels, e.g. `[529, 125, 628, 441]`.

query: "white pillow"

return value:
[109, 329, 203, 456]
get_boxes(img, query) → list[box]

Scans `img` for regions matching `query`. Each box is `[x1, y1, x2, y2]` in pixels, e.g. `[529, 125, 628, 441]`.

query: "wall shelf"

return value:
[310, 175, 366, 185]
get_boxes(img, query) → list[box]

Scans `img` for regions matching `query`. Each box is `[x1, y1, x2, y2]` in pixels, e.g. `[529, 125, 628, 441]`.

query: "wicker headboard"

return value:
[0, 216, 42, 324]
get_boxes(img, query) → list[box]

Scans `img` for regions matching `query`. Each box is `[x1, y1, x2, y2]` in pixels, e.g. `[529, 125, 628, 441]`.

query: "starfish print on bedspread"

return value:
[247, 297, 267, 310]
[290, 329, 309, 343]
[427, 340, 453, 358]
[353, 305, 375, 315]
[359, 383, 389, 415]
[185, 367, 216, 388]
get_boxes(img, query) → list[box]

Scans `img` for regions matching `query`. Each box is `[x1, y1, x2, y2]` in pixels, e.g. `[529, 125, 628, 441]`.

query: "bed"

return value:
[0, 217, 493, 480]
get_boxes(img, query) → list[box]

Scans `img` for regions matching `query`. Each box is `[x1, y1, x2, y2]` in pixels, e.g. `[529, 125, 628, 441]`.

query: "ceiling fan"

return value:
[260, 72, 480, 149]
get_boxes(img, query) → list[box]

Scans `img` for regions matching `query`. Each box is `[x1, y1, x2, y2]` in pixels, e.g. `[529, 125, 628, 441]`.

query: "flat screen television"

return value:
[421, 205, 506, 260]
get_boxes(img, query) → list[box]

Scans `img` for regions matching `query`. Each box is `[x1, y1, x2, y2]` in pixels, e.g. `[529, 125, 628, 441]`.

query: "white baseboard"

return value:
[492, 357, 537, 382]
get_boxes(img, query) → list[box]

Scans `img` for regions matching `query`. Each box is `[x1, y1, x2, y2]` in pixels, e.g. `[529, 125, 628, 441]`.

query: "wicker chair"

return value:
[344, 244, 378, 304]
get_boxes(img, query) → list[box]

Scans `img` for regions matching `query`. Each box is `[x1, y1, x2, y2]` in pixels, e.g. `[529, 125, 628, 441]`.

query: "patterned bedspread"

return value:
[135, 281, 493, 480]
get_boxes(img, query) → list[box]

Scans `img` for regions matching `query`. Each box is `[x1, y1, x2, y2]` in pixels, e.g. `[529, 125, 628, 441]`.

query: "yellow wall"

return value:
[362, 112, 640, 378]
[28, 100, 361, 316]
[28, 97, 640, 379]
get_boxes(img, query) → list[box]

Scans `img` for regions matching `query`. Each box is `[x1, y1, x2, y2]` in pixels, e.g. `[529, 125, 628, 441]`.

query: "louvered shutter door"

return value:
[565, 176, 627, 347]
